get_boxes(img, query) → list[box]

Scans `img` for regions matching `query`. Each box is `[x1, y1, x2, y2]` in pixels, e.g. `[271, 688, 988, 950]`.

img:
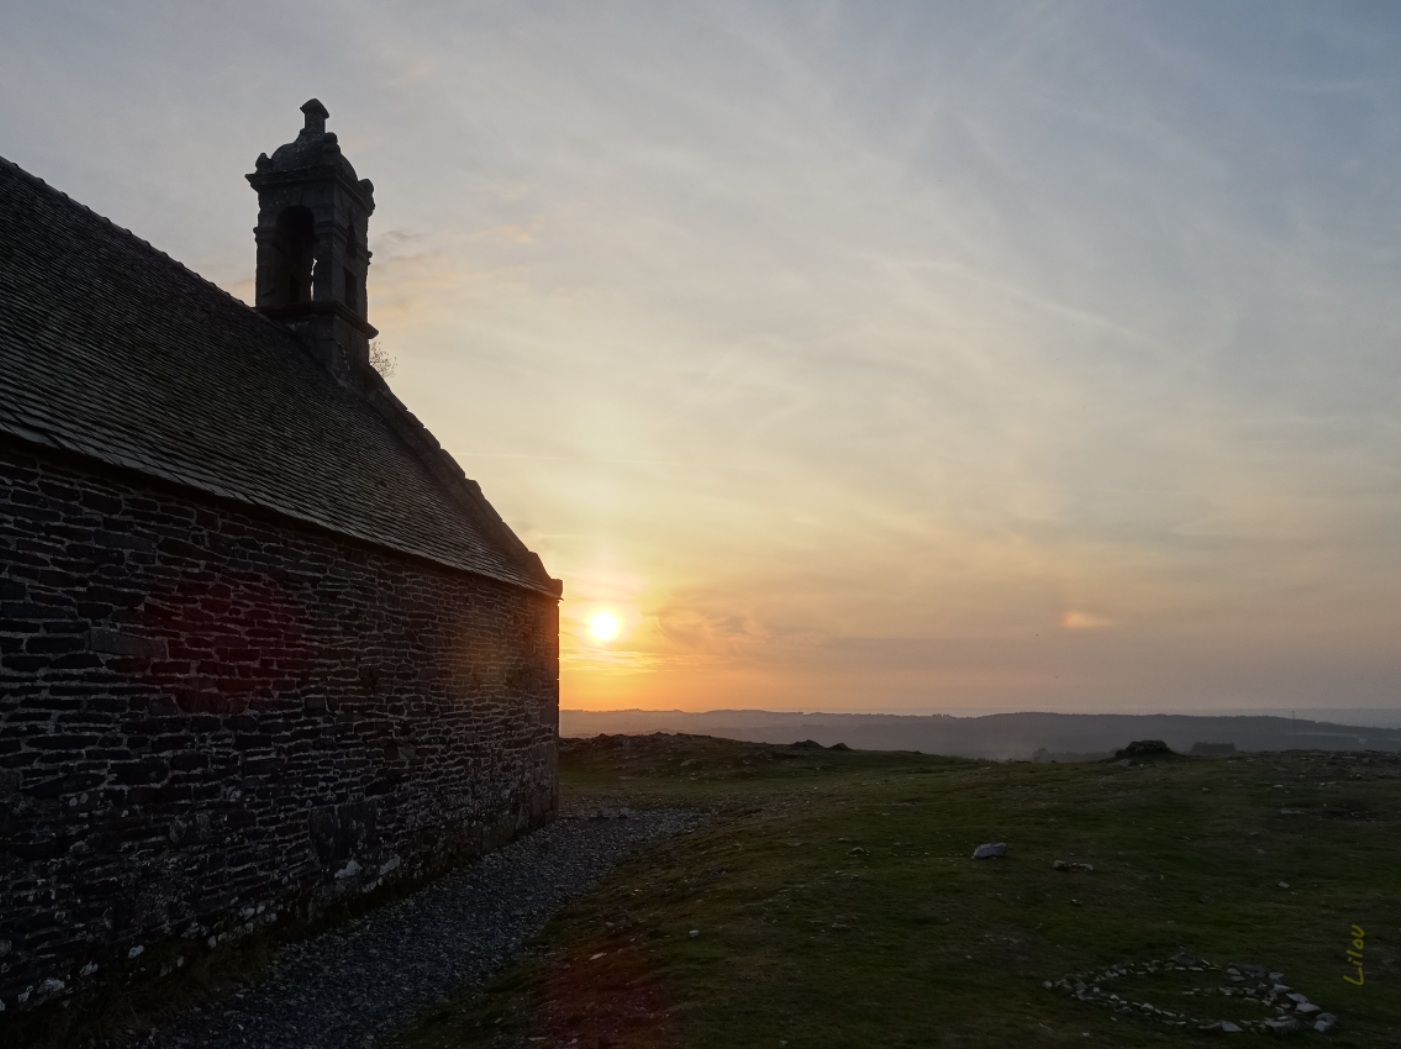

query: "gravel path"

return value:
[119, 811, 697, 1049]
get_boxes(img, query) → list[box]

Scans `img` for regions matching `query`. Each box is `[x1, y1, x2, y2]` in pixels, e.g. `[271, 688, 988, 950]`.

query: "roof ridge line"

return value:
[0, 153, 275, 325]
[356, 368, 562, 596]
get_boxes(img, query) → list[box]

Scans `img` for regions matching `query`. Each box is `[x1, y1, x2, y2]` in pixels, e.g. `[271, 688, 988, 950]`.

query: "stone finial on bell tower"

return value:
[301, 97, 329, 134]
[247, 99, 377, 384]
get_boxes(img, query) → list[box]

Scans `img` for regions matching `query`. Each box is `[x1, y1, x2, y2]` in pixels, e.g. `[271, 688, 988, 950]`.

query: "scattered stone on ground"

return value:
[1045, 954, 1337, 1036]
[107, 810, 698, 1049]
[571, 805, 636, 820]
[1052, 860, 1094, 873]
[972, 842, 1008, 860]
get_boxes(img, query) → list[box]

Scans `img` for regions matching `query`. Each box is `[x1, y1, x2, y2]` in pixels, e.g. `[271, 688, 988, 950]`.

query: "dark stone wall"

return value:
[0, 440, 558, 1014]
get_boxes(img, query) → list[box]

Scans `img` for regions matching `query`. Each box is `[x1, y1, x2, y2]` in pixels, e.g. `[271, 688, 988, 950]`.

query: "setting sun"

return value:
[588, 610, 621, 643]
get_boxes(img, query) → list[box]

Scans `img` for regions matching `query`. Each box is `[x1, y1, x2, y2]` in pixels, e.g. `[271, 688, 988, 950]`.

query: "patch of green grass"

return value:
[388, 740, 1401, 1048]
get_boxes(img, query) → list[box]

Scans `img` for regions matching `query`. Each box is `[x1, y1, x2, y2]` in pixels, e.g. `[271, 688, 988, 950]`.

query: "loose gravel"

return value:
[116, 810, 698, 1049]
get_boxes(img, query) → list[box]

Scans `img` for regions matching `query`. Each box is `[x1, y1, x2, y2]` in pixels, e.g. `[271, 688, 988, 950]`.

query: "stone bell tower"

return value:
[247, 99, 377, 383]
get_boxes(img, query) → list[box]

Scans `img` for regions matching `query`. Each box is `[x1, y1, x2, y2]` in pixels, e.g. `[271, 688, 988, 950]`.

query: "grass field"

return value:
[389, 734, 1400, 1049]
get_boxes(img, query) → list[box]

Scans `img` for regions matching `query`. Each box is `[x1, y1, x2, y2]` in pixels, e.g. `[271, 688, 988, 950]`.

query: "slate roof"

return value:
[0, 156, 559, 598]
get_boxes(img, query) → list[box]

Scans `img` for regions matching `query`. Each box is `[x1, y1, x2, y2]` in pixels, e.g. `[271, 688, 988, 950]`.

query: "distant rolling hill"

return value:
[559, 708, 1401, 759]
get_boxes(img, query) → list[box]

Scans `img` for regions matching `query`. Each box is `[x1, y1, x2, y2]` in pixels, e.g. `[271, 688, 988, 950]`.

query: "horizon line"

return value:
[562, 705, 1401, 720]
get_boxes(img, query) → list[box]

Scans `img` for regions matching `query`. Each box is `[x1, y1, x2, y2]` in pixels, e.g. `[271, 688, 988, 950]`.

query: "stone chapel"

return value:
[0, 100, 561, 1017]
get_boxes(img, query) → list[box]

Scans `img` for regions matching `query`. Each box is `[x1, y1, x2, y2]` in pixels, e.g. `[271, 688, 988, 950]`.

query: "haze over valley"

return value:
[562, 707, 1401, 760]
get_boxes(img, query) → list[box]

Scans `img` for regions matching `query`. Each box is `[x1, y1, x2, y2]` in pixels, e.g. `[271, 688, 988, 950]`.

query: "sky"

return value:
[4, 1, 1401, 716]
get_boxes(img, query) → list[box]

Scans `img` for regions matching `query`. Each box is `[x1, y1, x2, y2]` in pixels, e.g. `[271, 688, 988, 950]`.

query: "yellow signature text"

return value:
[1344, 924, 1365, 987]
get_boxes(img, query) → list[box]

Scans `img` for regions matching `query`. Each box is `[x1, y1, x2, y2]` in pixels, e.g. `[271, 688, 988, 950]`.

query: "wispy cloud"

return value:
[7, 1, 1401, 713]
